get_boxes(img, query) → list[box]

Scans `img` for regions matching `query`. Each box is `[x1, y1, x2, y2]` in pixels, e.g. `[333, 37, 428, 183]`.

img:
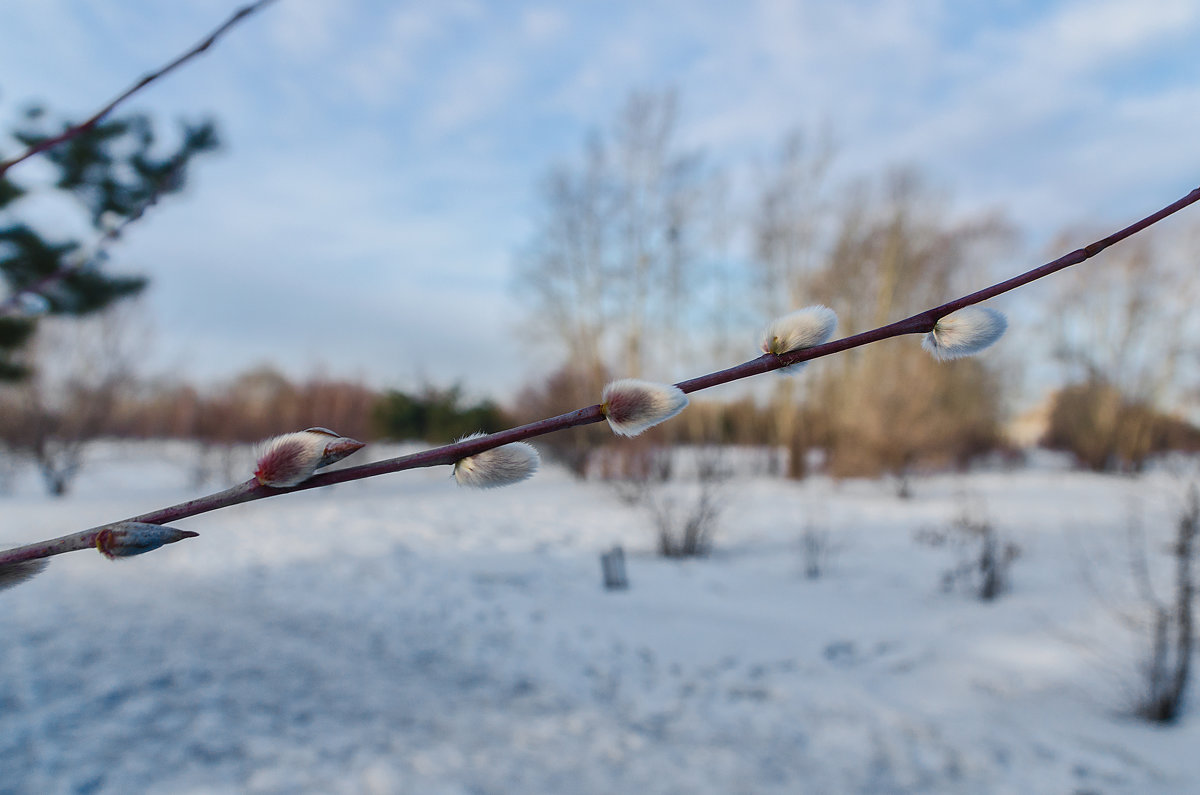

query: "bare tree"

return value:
[514, 89, 723, 477]
[751, 131, 836, 477]
[753, 130, 837, 317]
[0, 306, 139, 495]
[751, 161, 1014, 482]
[515, 134, 615, 383]
[1050, 226, 1199, 404]
[515, 89, 719, 382]
[1042, 220, 1200, 470]
[803, 171, 1014, 484]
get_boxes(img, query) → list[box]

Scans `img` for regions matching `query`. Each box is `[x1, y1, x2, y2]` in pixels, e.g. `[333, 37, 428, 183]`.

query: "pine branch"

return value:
[0, 0, 275, 179]
[1, 184, 1197, 574]
[0, 183, 165, 317]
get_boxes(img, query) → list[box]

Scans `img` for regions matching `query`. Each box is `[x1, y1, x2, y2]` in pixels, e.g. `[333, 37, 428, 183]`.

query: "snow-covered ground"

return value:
[3, 442, 1200, 794]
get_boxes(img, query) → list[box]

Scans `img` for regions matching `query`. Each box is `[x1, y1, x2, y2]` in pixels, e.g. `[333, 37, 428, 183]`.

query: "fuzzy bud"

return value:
[305, 427, 367, 468]
[453, 433, 540, 488]
[95, 522, 199, 560]
[922, 306, 1007, 361]
[760, 305, 838, 373]
[254, 428, 365, 487]
[600, 378, 689, 437]
[0, 558, 48, 592]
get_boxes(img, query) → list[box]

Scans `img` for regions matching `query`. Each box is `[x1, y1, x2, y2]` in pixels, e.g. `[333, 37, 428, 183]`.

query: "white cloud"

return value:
[521, 8, 567, 42]
[421, 58, 519, 139]
[335, 4, 481, 107]
[1035, 0, 1200, 70]
[268, 0, 356, 61]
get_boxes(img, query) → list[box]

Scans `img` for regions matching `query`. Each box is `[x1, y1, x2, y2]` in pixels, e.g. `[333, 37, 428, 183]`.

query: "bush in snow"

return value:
[609, 444, 728, 558]
[1135, 485, 1200, 723]
[916, 504, 1021, 601]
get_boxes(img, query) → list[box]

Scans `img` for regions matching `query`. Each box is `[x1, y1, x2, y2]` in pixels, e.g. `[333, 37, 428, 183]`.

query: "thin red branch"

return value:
[0, 0, 275, 179]
[1, 185, 1198, 570]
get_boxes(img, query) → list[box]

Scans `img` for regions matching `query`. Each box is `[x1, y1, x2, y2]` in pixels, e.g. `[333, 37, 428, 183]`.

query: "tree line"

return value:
[513, 90, 1200, 479]
[4, 86, 1197, 491]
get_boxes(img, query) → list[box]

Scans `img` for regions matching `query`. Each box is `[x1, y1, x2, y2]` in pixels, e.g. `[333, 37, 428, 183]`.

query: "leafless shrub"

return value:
[0, 310, 135, 496]
[801, 524, 832, 579]
[611, 445, 729, 558]
[1042, 380, 1200, 473]
[794, 498, 843, 579]
[1133, 485, 1199, 723]
[916, 503, 1020, 601]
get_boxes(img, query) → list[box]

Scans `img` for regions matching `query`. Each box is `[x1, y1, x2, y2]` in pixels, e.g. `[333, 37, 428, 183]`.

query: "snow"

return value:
[2, 442, 1199, 794]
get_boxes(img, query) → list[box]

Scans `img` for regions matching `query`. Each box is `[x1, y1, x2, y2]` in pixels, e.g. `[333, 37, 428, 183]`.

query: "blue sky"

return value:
[0, 0, 1197, 398]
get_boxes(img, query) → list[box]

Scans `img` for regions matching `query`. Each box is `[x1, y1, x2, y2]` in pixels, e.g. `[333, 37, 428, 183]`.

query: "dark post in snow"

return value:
[601, 545, 628, 591]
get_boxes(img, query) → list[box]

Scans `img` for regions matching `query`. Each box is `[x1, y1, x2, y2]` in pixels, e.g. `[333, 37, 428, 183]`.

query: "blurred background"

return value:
[0, 0, 1197, 483]
[5, 3, 1200, 793]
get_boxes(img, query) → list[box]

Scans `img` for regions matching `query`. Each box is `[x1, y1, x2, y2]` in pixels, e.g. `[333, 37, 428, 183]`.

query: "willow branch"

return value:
[1, 185, 1198, 569]
[0, 0, 275, 179]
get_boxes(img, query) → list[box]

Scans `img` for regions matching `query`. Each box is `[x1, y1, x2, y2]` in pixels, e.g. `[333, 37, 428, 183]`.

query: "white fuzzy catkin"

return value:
[0, 559, 47, 592]
[760, 305, 838, 373]
[922, 306, 1007, 361]
[254, 430, 331, 487]
[453, 434, 540, 488]
[601, 379, 689, 437]
[253, 428, 364, 487]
